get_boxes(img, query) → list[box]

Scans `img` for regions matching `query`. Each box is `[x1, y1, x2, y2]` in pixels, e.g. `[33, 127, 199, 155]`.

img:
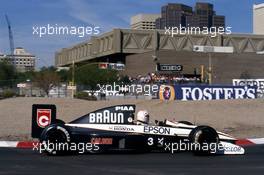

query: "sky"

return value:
[0, 0, 263, 68]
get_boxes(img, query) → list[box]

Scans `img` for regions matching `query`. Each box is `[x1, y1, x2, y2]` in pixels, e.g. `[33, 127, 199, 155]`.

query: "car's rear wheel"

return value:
[40, 124, 71, 155]
[188, 126, 219, 155]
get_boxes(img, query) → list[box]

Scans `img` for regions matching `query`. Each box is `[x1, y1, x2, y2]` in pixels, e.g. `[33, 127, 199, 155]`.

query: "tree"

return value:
[75, 64, 118, 90]
[57, 69, 70, 82]
[16, 70, 36, 82]
[33, 67, 60, 96]
[0, 61, 16, 88]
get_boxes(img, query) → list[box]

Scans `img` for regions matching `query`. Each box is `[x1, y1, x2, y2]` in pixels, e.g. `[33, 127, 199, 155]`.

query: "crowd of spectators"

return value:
[129, 73, 201, 85]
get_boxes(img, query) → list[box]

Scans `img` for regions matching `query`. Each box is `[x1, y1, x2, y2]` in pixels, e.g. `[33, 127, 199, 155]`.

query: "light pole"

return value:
[71, 60, 75, 98]
[208, 52, 212, 85]
[193, 46, 234, 85]
[152, 29, 159, 71]
[26, 79, 32, 97]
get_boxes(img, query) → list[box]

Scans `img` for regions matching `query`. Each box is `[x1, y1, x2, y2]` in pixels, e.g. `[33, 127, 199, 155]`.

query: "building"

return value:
[0, 47, 36, 72]
[0, 52, 4, 58]
[253, 3, 264, 34]
[156, 3, 193, 29]
[55, 29, 264, 84]
[155, 2, 225, 30]
[194, 2, 225, 29]
[130, 14, 161, 30]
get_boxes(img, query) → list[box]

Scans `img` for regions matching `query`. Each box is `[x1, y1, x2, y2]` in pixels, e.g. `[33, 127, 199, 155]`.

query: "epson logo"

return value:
[115, 106, 134, 111]
[89, 110, 124, 123]
[144, 126, 171, 135]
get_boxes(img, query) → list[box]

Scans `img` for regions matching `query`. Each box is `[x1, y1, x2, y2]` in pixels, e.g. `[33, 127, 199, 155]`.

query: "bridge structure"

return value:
[55, 29, 264, 67]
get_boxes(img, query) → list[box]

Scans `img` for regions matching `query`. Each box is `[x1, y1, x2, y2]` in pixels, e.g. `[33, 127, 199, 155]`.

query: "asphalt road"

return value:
[0, 145, 264, 175]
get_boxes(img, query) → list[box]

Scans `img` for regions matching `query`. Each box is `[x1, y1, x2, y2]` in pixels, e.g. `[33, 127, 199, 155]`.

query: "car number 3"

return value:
[147, 137, 154, 146]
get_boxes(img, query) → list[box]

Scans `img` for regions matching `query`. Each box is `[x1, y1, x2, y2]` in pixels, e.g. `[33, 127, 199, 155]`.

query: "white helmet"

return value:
[136, 110, 150, 124]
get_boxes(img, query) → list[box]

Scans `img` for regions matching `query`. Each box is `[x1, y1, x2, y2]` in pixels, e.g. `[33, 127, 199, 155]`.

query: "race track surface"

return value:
[0, 145, 264, 175]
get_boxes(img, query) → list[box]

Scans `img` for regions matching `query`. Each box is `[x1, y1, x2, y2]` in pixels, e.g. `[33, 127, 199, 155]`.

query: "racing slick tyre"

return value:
[40, 124, 71, 155]
[188, 126, 219, 155]
[177, 121, 193, 125]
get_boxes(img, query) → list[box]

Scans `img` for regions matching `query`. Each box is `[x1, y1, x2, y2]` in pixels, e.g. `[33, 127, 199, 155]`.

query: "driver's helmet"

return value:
[136, 110, 150, 125]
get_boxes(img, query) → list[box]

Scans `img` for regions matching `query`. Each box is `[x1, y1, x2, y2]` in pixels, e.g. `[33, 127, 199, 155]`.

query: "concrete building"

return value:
[130, 14, 161, 30]
[155, 2, 225, 30]
[0, 47, 36, 72]
[253, 3, 264, 34]
[55, 29, 264, 84]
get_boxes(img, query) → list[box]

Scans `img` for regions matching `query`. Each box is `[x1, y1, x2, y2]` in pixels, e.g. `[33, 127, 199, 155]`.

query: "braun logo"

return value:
[89, 110, 124, 123]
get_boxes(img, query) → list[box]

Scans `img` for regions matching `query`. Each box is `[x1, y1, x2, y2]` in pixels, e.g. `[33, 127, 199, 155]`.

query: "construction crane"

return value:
[5, 15, 15, 56]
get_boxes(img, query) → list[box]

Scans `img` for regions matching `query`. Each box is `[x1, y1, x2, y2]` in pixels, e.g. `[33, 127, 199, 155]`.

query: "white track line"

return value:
[0, 141, 18, 147]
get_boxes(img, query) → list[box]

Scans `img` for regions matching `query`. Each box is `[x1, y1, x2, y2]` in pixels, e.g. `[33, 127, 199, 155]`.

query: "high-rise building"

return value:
[253, 3, 264, 34]
[156, 3, 193, 29]
[130, 14, 161, 30]
[212, 15, 225, 29]
[194, 2, 225, 29]
[155, 2, 225, 30]
[194, 3, 214, 28]
[0, 47, 36, 72]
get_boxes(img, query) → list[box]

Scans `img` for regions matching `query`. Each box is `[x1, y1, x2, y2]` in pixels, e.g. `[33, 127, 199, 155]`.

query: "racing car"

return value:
[31, 104, 245, 155]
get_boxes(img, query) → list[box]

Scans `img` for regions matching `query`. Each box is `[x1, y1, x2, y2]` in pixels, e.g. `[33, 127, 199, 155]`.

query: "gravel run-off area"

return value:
[0, 97, 264, 140]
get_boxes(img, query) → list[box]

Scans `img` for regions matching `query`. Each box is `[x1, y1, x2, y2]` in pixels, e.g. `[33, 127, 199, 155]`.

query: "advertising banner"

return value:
[158, 85, 257, 101]
[233, 79, 264, 98]
[98, 63, 125, 70]
[156, 64, 183, 72]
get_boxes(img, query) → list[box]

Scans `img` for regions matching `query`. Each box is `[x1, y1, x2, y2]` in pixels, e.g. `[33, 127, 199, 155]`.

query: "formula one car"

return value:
[31, 104, 245, 155]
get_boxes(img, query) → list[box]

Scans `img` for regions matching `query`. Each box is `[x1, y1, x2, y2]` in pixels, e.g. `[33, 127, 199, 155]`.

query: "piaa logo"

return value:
[37, 109, 51, 128]
[159, 85, 175, 101]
